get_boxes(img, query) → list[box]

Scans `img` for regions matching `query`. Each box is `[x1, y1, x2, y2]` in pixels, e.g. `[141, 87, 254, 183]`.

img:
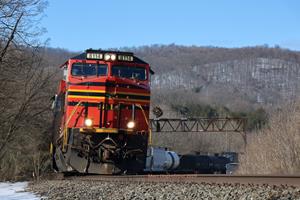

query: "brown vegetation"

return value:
[238, 101, 300, 174]
[0, 0, 52, 181]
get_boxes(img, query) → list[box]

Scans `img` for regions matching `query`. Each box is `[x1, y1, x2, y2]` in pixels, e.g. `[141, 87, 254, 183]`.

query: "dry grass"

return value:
[238, 101, 300, 174]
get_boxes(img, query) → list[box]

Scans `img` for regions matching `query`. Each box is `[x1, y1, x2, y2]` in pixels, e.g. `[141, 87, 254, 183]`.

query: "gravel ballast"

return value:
[28, 180, 300, 200]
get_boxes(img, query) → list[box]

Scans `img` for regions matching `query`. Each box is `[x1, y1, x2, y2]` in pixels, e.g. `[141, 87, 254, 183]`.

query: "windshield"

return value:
[112, 65, 147, 80]
[71, 63, 107, 76]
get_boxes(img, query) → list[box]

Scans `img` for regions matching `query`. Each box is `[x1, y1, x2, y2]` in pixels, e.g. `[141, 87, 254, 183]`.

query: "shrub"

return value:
[238, 101, 300, 174]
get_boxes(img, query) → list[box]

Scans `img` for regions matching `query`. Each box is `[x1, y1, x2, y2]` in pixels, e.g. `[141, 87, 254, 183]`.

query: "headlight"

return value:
[110, 54, 116, 61]
[104, 54, 111, 61]
[84, 118, 93, 127]
[127, 121, 135, 129]
[104, 53, 116, 61]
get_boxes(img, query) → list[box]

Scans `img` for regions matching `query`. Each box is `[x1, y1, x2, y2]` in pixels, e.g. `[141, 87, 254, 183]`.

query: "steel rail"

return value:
[59, 174, 300, 187]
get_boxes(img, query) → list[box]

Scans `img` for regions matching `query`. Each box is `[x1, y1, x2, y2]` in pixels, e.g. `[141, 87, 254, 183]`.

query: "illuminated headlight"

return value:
[104, 53, 116, 61]
[104, 54, 111, 61]
[84, 118, 93, 127]
[110, 54, 116, 61]
[127, 121, 135, 129]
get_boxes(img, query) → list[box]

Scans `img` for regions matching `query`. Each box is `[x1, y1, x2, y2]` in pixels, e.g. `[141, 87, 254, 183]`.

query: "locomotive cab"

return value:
[51, 49, 151, 174]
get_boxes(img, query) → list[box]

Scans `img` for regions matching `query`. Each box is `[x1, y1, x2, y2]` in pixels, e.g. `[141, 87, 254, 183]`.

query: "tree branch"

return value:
[0, 12, 23, 64]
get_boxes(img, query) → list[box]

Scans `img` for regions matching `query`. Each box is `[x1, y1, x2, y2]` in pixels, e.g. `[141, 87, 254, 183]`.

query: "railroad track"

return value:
[49, 174, 300, 187]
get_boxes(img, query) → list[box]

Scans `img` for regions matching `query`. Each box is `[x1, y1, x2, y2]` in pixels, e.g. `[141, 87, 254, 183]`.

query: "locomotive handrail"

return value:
[136, 104, 152, 145]
[62, 101, 82, 151]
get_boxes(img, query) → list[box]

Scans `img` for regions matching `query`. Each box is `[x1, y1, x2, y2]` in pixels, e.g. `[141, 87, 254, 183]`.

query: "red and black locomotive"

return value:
[51, 49, 152, 174]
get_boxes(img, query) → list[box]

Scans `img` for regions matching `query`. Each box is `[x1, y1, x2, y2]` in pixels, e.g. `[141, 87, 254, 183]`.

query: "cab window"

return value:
[112, 65, 147, 80]
[71, 63, 107, 76]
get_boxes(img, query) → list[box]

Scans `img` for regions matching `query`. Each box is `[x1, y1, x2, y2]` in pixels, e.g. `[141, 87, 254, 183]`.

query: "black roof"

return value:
[70, 50, 148, 64]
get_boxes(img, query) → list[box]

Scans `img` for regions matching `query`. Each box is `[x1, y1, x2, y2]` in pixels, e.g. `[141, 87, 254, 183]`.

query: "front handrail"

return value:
[62, 101, 82, 151]
[136, 104, 152, 145]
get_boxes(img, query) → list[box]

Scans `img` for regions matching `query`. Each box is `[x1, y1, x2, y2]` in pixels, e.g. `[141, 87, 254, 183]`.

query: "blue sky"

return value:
[41, 0, 300, 51]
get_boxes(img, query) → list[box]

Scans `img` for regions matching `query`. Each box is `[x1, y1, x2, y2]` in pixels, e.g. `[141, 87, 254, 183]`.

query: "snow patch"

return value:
[0, 182, 40, 200]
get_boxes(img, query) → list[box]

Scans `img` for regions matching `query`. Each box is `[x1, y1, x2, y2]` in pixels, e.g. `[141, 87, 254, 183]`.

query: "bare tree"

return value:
[0, 0, 50, 180]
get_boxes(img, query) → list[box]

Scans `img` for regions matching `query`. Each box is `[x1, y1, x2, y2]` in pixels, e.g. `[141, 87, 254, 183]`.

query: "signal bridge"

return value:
[150, 118, 247, 144]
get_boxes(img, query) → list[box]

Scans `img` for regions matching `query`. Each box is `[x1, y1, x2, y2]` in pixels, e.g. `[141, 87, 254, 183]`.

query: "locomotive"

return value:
[51, 49, 152, 174]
